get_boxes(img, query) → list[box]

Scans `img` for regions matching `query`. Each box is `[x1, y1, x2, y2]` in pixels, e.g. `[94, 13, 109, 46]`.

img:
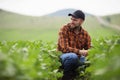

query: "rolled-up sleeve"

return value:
[84, 33, 91, 50]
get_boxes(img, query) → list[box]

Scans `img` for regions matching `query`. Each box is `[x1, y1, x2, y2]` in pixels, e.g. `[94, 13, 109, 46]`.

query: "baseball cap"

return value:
[68, 10, 85, 20]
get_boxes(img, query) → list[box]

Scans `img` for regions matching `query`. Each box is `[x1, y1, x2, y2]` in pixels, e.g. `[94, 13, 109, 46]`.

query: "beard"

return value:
[70, 23, 81, 29]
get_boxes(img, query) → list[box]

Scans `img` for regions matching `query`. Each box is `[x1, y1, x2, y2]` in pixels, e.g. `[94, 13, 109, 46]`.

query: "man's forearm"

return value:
[65, 46, 79, 54]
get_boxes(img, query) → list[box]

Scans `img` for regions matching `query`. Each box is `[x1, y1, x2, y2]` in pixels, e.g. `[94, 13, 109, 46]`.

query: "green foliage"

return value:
[88, 35, 120, 80]
[0, 35, 120, 80]
[0, 41, 62, 80]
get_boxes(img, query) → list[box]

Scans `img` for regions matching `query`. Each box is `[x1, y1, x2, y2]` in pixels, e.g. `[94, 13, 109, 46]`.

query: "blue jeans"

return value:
[60, 53, 85, 74]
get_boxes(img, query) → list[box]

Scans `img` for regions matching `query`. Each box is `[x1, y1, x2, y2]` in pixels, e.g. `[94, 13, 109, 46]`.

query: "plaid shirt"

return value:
[57, 23, 91, 54]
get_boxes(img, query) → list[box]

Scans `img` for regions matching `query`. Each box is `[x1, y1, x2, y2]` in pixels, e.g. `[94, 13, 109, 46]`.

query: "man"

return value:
[57, 10, 91, 80]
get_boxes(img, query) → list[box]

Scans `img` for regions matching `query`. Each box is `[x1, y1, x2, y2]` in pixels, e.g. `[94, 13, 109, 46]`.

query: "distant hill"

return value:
[103, 14, 120, 26]
[46, 8, 93, 17]
[0, 8, 94, 29]
[0, 9, 119, 41]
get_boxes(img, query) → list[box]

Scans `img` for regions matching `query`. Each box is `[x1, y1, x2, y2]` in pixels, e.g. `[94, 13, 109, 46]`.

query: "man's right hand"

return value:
[79, 50, 88, 56]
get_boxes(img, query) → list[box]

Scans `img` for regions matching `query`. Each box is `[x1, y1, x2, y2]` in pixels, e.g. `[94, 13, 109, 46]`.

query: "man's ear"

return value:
[79, 19, 84, 24]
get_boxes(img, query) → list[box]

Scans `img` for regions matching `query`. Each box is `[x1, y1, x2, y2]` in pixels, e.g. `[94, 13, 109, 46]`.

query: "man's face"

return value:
[70, 16, 84, 28]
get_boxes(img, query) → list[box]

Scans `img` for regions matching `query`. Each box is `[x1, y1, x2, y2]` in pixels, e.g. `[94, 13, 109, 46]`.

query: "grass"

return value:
[103, 14, 120, 26]
[0, 10, 120, 42]
[0, 28, 58, 41]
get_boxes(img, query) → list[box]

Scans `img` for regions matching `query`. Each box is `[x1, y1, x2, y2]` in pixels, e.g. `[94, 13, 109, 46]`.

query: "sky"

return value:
[0, 0, 120, 16]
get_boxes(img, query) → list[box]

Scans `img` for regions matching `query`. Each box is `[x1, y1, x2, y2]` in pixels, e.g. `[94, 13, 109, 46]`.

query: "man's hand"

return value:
[79, 50, 88, 56]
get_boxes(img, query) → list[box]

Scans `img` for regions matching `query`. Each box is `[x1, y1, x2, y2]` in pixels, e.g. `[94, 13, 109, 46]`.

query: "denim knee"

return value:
[60, 53, 79, 73]
[60, 53, 78, 61]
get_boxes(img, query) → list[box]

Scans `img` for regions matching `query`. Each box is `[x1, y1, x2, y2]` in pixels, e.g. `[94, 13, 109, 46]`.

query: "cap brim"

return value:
[68, 13, 79, 18]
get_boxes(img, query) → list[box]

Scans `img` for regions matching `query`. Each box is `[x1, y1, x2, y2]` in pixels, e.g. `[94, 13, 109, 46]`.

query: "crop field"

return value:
[0, 11, 120, 80]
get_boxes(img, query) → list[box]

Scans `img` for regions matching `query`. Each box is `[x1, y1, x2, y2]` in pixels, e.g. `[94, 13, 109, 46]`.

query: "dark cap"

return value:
[68, 10, 85, 20]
